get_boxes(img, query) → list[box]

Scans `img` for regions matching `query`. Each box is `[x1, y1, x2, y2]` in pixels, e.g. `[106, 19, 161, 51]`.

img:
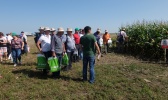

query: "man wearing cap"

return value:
[117, 28, 128, 53]
[50, 28, 56, 36]
[73, 28, 80, 62]
[103, 30, 110, 54]
[80, 26, 101, 84]
[37, 27, 52, 75]
[51, 27, 65, 78]
[94, 28, 102, 54]
[34, 27, 45, 44]
[64, 28, 76, 71]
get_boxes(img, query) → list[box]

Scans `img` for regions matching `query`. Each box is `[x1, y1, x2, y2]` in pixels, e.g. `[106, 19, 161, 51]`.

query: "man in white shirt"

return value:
[37, 27, 52, 75]
[117, 28, 128, 53]
[117, 29, 127, 41]
[21, 31, 27, 41]
[20, 31, 28, 54]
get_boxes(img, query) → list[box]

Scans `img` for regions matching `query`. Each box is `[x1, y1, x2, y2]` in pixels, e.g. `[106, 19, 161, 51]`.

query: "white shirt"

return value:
[38, 35, 51, 52]
[79, 34, 83, 38]
[6, 35, 13, 44]
[23, 34, 27, 41]
[117, 31, 127, 37]
[99, 37, 103, 47]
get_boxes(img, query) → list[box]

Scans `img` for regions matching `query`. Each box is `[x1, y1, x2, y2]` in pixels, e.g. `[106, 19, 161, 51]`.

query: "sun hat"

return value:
[66, 28, 73, 32]
[44, 27, 50, 31]
[97, 28, 101, 32]
[39, 26, 45, 30]
[57, 27, 64, 32]
[75, 28, 79, 31]
[105, 30, 108, 33]
[50, 28, 56, 32]
[122, 28, 126, 31]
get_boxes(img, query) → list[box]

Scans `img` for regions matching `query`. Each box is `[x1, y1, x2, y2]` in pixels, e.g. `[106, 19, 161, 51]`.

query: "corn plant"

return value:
[121, 20, 168, 60]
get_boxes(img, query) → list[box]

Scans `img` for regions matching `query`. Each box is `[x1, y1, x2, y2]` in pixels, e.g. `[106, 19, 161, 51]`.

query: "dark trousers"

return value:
[43, 51, 52, 74]
[7, 44, 11, 57]
[104, 43, 109, 54]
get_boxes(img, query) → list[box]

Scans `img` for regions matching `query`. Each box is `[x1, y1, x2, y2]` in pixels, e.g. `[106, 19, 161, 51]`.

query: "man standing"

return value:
[36, 27, 51, 75]
[94, 28, 102, 54]
[20, 31, 28, 54]
[6, 33, 13, 58]
[34, 27, 44, 44]
[80, 26, 101, 84]
[117, 28, 128, 53]
[50, 28, 56, 36]
[103, 30, 110, 54]
[73, 28, 80, 61]
[64, 28, 76, 71]
[51, 27, 65, 78]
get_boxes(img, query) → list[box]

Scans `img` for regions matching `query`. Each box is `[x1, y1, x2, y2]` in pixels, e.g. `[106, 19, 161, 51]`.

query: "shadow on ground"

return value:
[12, 69, 83, 82]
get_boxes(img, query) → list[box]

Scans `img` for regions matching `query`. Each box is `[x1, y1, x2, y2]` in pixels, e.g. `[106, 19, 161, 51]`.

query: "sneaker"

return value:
[18, 61, 22, 65]
[14, 64, 17, 67]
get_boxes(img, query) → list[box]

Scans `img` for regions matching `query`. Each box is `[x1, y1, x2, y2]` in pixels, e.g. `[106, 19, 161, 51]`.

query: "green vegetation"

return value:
[122, 20, 168, 60]
[0, 37, 168, 100]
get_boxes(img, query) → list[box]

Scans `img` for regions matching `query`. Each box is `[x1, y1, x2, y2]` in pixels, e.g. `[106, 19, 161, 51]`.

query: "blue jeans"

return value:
[79, 51, 83, 60]
[83, 56, 95, 83]
[24, 44, 28, 53]
[12, 48, 21, 64]
[52, 53, 63, 77]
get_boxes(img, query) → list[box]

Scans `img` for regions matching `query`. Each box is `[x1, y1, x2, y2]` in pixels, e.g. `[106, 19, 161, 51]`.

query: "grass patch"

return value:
[0, 37, 168, 99]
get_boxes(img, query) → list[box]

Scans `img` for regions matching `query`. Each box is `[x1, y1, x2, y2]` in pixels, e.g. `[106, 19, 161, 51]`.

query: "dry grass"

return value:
[0, 37, 168, 100]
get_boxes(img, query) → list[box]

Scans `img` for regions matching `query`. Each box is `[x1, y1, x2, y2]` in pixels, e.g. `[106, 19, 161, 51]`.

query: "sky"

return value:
[0, 0, 168, 34]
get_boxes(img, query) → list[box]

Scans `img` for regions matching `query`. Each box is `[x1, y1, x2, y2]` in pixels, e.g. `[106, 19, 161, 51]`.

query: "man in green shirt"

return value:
[80, 26, 101, 84]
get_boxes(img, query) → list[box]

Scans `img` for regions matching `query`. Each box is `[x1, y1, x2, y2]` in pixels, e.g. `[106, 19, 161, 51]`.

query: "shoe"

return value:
[14, 64, 17, 67]
[82, 79, 87, 82]
[18, 62, 22, 65]
[18, 61, 22, 65]
[89, 81, 94, 84]
[63, 68, 69, 71]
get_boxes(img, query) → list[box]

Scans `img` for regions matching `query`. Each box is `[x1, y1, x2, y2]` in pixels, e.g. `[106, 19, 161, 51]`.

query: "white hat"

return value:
[105, 30, 108, 33]
[57, 27, 64, 32]
[97, 28, 101, 32]
[44, 27, 50, 31]
[66, 28, 73, 32]
[39, 26, 45, 30]
[50, 28, 56, 32]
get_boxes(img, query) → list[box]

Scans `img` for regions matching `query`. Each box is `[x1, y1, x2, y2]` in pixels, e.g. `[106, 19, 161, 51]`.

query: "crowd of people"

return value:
[0, 31, 29, 78]
[0, 26, 127, 83]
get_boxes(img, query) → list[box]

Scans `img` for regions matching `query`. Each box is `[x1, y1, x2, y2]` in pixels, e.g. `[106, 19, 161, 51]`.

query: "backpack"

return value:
[118, 32, 124, 43]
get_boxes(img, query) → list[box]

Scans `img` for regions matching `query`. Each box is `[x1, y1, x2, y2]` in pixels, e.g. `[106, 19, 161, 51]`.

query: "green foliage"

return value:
[122, 20, 168, 60]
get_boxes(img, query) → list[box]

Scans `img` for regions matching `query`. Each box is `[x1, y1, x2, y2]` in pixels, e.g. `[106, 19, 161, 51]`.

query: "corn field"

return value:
[122, 20, 168, 60]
